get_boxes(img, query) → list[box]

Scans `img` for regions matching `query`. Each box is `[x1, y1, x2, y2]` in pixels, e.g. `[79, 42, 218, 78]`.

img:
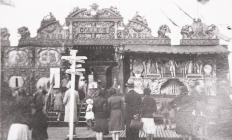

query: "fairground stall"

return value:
[1, 4, 230, 133]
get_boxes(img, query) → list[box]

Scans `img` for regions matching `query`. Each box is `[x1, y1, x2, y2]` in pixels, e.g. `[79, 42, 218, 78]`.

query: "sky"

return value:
[1, 0, 232, 46]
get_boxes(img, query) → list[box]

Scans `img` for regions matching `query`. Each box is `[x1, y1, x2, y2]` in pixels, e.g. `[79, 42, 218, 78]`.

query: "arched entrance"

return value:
[160, 79, 188, 95]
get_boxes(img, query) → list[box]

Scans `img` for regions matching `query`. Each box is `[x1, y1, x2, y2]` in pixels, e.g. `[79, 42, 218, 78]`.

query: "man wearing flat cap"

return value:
[124, 79, 142, 140]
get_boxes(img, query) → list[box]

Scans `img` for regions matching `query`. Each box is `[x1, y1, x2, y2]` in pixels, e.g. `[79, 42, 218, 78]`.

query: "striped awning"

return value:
[124, 45, 229, 54]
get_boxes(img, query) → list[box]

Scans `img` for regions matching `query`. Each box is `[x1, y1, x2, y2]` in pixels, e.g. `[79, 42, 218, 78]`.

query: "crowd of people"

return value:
[83, 79, 159, 140]
[3, 74, 223, 140]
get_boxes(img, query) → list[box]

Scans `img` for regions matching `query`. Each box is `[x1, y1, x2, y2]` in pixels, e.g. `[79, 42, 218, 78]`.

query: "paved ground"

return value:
[48, 125, 182, 140]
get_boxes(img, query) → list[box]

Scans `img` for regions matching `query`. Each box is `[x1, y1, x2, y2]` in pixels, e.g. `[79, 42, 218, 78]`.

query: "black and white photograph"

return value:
[1, 0, 232, 140]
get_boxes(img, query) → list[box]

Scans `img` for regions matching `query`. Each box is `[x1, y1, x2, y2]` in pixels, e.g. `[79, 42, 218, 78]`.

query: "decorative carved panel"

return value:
[35, 47, 61, 67]
[3, 68, 32, 91]
[36, 13, 69, 40]
[124, 13, 154, 39]
[73, 21, 115, 40]
[66, 4, 122, 19]
[3, 47, 32, 67]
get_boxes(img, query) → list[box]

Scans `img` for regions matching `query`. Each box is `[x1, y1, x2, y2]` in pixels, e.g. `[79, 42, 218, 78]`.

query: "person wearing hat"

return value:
[124, 79, 142, 140]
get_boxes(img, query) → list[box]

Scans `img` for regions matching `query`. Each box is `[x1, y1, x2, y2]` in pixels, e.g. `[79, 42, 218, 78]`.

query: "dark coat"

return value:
[12, 95, 32, 127]
[93, 96, 108, 119]
[141, 95, 157, 118]
[32, 110, 48, 140]
[124, 90, 142, 121]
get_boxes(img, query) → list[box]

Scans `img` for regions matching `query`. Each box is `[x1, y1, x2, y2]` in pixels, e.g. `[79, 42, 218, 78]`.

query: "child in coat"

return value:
[85, 98, 94, 129]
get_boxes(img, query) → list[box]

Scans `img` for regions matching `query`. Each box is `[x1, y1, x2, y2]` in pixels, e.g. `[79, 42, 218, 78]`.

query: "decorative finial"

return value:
[90, 3, 99, 11]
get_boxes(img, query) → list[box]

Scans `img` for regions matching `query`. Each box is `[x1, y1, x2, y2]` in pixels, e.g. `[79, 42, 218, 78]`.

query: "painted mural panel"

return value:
[35, 47, 61, 67]
[4, 47, 32, 67]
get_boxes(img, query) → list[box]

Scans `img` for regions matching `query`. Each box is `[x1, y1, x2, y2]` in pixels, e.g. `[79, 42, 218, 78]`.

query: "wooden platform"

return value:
[48, 125, 184, 140]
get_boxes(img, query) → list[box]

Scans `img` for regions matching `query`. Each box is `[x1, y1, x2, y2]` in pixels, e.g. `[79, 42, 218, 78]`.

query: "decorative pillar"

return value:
[114, 21, 118, 39]
[114, 44, 125, 93]
[69, 21, 73, 40]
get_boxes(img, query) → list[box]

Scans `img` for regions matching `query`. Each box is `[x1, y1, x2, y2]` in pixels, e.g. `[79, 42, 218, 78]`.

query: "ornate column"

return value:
[113, 44, 125, 93]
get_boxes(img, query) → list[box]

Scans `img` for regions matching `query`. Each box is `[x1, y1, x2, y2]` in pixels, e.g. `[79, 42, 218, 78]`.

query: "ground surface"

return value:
[48, 125, 182, 140]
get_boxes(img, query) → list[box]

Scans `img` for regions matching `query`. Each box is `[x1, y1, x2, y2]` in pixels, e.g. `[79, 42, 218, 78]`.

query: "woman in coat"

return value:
[108, 88, 124, 140]
[141, 88, 157, 140]
[93, 90, 109, 140]
[7, 88, 32, 140]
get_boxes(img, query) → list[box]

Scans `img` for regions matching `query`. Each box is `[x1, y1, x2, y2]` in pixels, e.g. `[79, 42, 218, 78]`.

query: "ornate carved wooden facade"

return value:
[1, 4, 229, 96]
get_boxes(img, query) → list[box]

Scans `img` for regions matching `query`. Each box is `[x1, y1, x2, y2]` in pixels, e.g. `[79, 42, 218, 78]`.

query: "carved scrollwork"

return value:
[181, 18, 218, 40]
[66, 4, 122, 19]
[124, 13, 153, 39]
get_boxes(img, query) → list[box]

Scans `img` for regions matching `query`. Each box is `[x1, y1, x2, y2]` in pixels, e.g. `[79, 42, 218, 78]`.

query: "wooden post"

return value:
[61, 50, 87, 140]
[69, 50, 77, 140]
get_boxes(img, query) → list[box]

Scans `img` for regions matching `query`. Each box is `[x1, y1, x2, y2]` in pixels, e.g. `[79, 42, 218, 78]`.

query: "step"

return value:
[48, 121, 87, 127]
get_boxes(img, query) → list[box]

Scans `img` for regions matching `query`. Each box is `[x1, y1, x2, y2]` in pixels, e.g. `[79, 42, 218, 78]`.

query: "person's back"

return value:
[63, 88, 80, 123]
[93, 96, 108, 119]
[125, 90, 142, 118]
[54, 92, 63, 107]
[32, 109, 48, 140]
[141, 96, 157, 118]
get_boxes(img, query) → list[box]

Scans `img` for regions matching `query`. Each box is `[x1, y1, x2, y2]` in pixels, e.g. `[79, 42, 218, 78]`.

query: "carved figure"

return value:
[169, 60, 177, 78]
[196, 60, 203, 74]
[132, 59, 144, 77]
[158, 24, 171, 38]
[181, 25, 193, 39]
[109, 6, 120, 15]
[132, 12, 148, 26]
[187, 60, 194, 74]
[0, 28, 10, 41]
[18, 26, 30, 40]
[191, 18, 208, 39]
[205, 24, 218, 39]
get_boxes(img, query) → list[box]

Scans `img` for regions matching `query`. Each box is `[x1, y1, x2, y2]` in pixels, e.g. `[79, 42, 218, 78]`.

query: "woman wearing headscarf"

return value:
[108, 88, 124, 140]
[7, 88, 32, 140]
[93, 89, 109, 140]
[141, 88, 157, 140]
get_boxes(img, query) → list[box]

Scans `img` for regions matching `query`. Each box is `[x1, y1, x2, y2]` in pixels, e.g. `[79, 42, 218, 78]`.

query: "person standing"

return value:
[61, 74, 70, 94]
[63, 82, 80, 136]
[7, 88, 32, 140]
[141, 88, 157, 140]
[124, 79, 142, 140]
[53, 89, 64, 121]
[85, 98, 94, 129]
[93, 90, 109, 140]
[31, 105, 48, 140]
[108, 88, 124, 140]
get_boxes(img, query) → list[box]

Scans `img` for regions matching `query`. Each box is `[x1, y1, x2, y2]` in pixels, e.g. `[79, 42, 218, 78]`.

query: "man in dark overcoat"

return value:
[124, 79, 142, 140]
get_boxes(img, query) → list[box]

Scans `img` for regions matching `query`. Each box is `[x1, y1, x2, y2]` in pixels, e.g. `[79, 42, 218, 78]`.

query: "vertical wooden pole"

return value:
[69, 50, 77, 140]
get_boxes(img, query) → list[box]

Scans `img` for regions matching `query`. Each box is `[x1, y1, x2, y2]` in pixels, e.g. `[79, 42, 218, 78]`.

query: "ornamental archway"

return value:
[160, 78, 188, 95]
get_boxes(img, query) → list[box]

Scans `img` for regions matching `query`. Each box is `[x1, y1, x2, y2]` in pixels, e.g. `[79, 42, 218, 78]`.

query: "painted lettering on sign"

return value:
[77, 27, 110, 34]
